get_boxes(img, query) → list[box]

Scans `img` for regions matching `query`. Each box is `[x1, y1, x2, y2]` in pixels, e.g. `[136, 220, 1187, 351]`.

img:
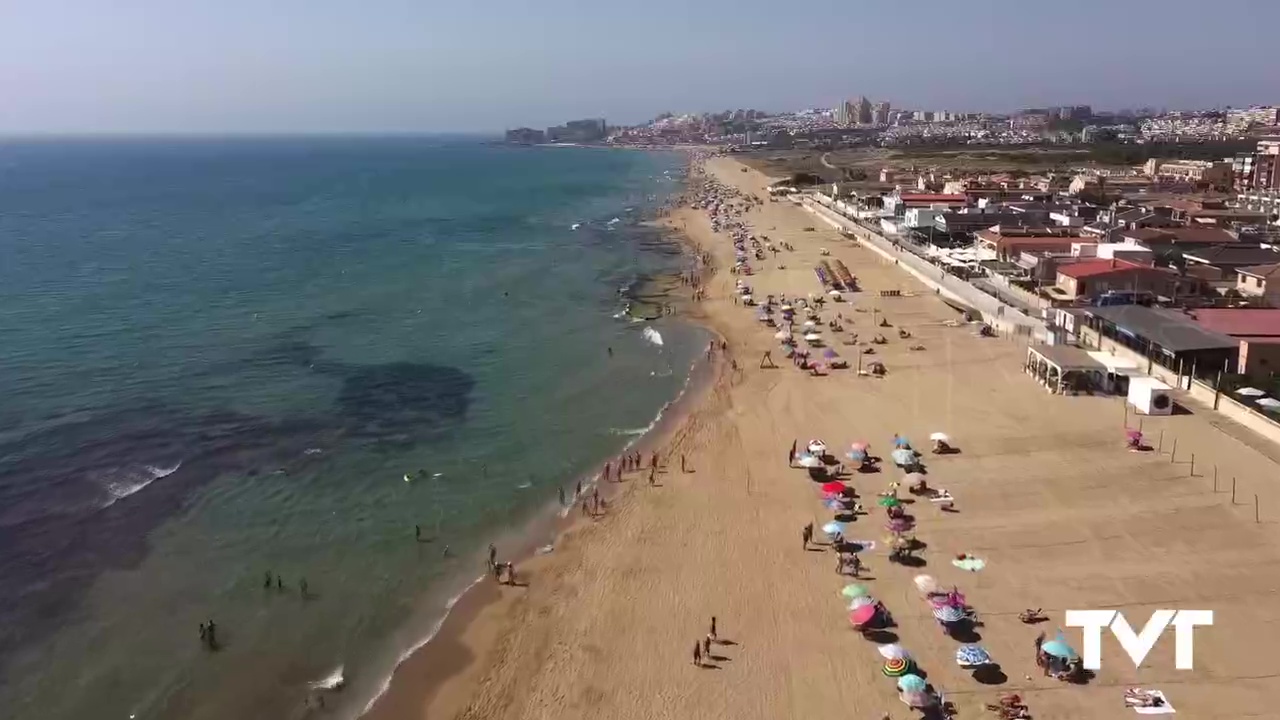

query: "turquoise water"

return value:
[0, 138, 705, 720]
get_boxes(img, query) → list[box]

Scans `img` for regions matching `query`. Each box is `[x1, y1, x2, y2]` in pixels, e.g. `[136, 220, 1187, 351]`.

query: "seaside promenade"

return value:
[375, 156, 1280, 720]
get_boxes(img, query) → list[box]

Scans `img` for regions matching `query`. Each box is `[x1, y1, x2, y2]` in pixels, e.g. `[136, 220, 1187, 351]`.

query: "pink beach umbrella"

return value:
[849, 603, 878, 627]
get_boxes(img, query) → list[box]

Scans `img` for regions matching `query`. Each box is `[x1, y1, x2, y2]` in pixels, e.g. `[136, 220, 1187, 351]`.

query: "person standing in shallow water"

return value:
[693, 642, 702, 666]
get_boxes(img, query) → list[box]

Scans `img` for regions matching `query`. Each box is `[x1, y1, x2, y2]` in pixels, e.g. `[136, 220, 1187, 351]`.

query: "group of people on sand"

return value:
[487, 543, 519, 585]
[691, 616, 721, 667]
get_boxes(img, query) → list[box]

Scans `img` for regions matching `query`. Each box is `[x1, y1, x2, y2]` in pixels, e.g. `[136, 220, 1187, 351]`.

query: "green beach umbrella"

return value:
[841, 583, 870, 599]
[878, 496, 901, 508]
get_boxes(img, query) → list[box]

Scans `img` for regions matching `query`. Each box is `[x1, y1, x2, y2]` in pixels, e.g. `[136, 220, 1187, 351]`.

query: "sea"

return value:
[0, 137, 707, 720]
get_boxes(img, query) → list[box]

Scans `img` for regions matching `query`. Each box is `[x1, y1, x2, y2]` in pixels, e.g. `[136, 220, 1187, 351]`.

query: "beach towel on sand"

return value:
[1131, 690, 1175, 714]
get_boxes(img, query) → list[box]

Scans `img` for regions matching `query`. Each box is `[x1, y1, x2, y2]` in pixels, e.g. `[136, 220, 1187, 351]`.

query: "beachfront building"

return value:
[881, 192, 968, 217]
[1077, 305, 1240, 381]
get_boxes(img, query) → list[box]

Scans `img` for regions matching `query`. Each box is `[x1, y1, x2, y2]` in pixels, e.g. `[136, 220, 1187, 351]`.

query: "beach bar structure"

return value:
[1024, 345, 1107, 395]
[1078, 305, 1238, 381]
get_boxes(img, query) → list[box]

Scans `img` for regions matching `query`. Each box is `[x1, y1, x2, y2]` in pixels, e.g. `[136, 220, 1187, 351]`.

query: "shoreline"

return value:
[356, 155, 724, 720]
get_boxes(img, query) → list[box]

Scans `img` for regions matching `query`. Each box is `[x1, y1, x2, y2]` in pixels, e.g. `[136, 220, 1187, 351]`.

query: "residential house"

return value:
[1182, 245, 1280, 281]
[1050, 259, 1192, 304]
[1237, 263, 1280, 306]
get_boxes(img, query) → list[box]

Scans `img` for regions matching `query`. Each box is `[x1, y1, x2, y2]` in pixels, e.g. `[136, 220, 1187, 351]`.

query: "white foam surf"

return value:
[642, 326, 664, 347]
[101, 462, 182, 507]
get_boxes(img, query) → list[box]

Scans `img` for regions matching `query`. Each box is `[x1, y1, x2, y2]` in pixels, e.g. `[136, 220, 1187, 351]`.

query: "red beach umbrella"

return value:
[849, 603, 878, 627]
[821, 481, 845, 494]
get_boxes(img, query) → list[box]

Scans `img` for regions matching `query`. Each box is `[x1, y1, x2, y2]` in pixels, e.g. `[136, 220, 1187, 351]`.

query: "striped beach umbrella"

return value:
[848, 596, 876, 610]
[882, 658, 911, 677]
[933, 604, 966, 623]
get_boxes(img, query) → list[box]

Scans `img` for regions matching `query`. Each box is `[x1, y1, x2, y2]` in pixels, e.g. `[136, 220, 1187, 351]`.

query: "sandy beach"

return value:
[365, 155, 1280, 720]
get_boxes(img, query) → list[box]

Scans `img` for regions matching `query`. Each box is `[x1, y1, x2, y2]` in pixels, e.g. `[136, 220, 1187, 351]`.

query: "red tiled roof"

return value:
[1185, 308, 1280, 337]
[1056, 259, 1165, 279]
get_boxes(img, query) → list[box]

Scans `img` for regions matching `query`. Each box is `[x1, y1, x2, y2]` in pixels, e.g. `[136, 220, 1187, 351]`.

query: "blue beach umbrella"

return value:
[896, 674, 926, 693]
[955, 645, 993, 667]
[1041, 635, 1078, 660]
[821, 521, 846, 535]
[893, 436, 911, 448]
[846, 449, 867, 461]
[891, 448, 915, 466]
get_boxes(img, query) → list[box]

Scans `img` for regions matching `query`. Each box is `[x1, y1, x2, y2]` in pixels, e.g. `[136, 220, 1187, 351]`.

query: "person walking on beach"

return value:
[680, 454, 686, 472]
[789, 440, 797, 467]
[703, 634, 712, 657]
[488, 543, 497, 570]
[648, 467, 655, 486]
[300, 578, 308, 598]
[576, 479, 582, 497]
[803, 522, 814, 550]
[558, 486, 566, 506]
[581, 499, 589, 517]
[710, 616, 717, 641]
[206, 619, 218, 649]
[693, 642, 702, 666]
[415, 525, 421, 541]
[604, 461, 612, 483]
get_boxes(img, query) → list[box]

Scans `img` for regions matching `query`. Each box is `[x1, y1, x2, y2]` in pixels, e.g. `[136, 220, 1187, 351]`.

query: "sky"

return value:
[1, 0, 1278, 134]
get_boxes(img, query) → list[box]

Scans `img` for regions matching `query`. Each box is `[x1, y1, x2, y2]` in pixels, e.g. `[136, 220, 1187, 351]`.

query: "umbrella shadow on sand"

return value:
[971, 664, 1009, 685]
[861, 629, 899, 644]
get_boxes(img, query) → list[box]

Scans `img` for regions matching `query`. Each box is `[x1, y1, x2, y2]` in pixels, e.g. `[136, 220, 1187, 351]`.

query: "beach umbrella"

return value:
[878, 643, 910, 660]
[899, 690, 933, 709]
[824, 498, 844, 510]
[903, 472, 926, 485]
[952, 555, 986, 572]
[845, 450, 867, 461]
[804, 333, 823, 342]
[821, 521, 845, 535]
[803, 320, 817, 328]
[893, 436, 911, 448]
[808, 440, 828, 455]
[773, 330, 791, 340]
[849, 603, 878, 627]
[1041, 636, 1078, 660]
[841, 583, 870, 599]
[849, 596, 876, 609]
[1259, 398, 1280, 410]
[796, 454, 822, 469]
[882, 658, 911, 677]
[897, 674, 926, 693]
[929, 432, 949, 442]
[793, 347, 809, 356]
[913, 575, 938, 594]
[1126, 429, 1142, 439]
[822, 348, 839, 359]
[878, 495, 901, 508]
[1236, 387, 1267, 397]
[956, 644, 993, 667]
[850, 441, 869, 452]
[933, 604, 966, 623]
[891, 448, 915, 466]
[780, 304, 794, 311]
[821, 480, 844, 494]
[828, 289, 842, 297]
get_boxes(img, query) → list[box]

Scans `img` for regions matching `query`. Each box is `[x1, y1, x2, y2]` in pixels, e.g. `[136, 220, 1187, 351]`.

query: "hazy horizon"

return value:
[2, 0, 1277, 134]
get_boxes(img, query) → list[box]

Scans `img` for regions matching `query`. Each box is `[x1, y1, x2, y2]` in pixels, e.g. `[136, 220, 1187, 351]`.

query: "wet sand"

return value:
[365, 156, 1280, 720]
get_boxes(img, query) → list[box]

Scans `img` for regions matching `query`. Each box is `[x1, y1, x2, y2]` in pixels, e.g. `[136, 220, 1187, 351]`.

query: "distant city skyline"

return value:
[1, 0, 1278, 134]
